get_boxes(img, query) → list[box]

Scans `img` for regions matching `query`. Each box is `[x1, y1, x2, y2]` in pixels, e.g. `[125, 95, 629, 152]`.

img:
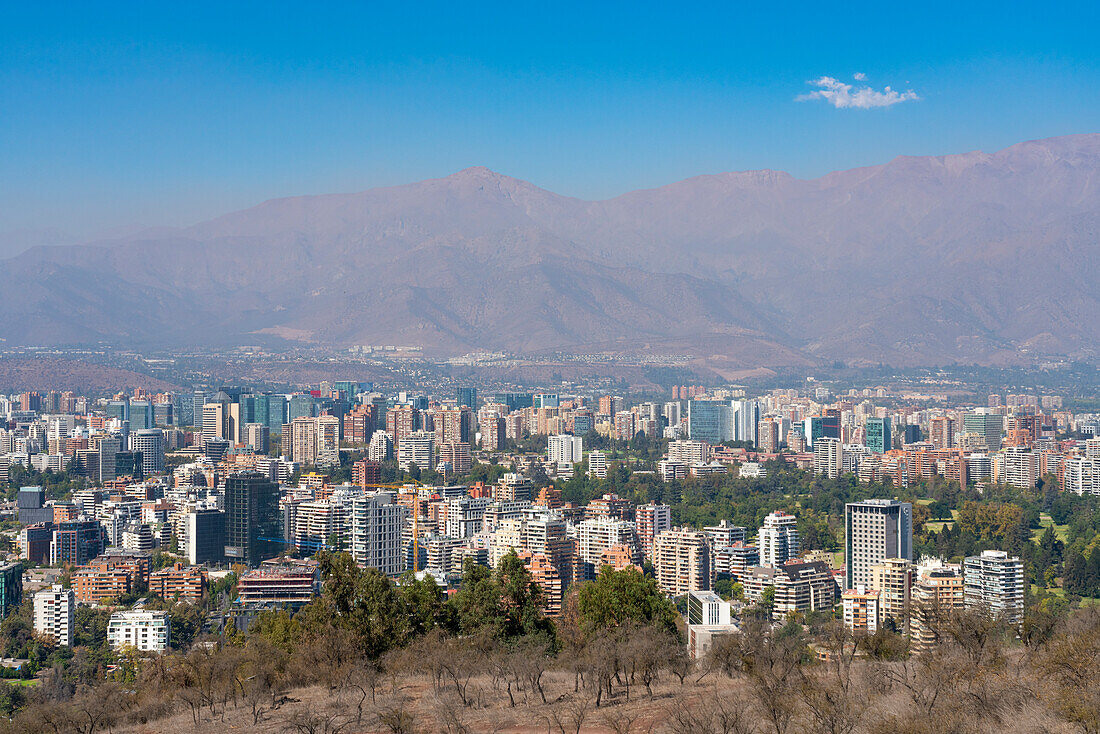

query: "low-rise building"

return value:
[150, 563, 207, 602]
[842, 585, 881, 634]
[743, 560, 836, 620]
[237, 558, 320, 609]
[107, 610, 170, 652]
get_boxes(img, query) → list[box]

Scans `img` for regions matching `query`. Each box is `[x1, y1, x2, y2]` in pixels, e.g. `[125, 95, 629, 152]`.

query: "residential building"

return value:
[34, 585, 75, 646]
[398, 430, 435, 472]
[743, 561, 836, 620]
[758, 510, 799, 567]
[635, 503, 672, 560]
[842, 585, 881, 634]
[870, 557, 913, 629]
[813, 437, 843, 478]
[150, 563, 207, 602]
[107, 610, 170, 652]
[547, 434, 583, 468]
[653, 528, 712, 596]
[845, 499, 913, 590]
[910, 563, 966, 653]
[573, 518, 638, 580]
[588, 450, 607, 478]
[347, 492, 408, 576]
[964, 550, 1025, 624]
[716, 542, 759, 582]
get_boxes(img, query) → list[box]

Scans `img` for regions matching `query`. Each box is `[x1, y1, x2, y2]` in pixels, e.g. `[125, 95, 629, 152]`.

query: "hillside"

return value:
[3, 135, 1100, 366]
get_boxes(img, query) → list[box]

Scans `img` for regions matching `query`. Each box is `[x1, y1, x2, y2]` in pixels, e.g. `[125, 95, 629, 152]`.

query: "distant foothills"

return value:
[3, 134, 1100, 368]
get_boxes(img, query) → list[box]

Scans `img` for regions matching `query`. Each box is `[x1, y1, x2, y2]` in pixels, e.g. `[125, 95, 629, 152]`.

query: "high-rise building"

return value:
[434, 406, 474, 445]
[129, 400, 152, 431]
[963, 411, 1003, 451]
[50, 520, 107, 566]
[343, 404, 376, 444]
[368, 430, 392, 461]
[223, 471, 280, 567]
[481, 414, 505, 450]
[347, 492, 408, 576]
[455, 387, 477, 410]
[34, 585, 75, 646]
[668, 440, 710, 464]
[243, 423, 270, 454]
[758, 511, 799, 567]
[653, 528, 713, 596]
[587, 450, 607, 478]
[547, 434, 583, 467]
[964, 550, 1024, 624]
[129, 429, 165, 476]
[202, 402, 227, 442]
[732, 400, 759, 446]
[635, 503, 672, 560]
[870, 557, 913, 629]
[185, 509, 225, 565]
[573, 518, 638, 580]
[845, 499, 913, 590]
[288, 416, 341, 468]
[865, 417, 891, 454]
[352, 459, 382, 487]
[757, 418, 781, 453]
[703, 520, 747, 553]
[813, 437, 843, 478]
[842, 585, 882, 634]
[994, 446, 1039, 489]
[398, 431, 435, 472]
[437, 442, 472, 474]
[96, 435, 121, 483]
[929, 417, 955, 450]
[0, 562, 22, 619]
[910, 564, 966, 653]
[688, 400, 733, 444]
[387, 405, 421, 462]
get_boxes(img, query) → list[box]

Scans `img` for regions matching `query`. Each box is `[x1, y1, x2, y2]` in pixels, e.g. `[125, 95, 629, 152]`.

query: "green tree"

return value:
[576, 566, 679, 638]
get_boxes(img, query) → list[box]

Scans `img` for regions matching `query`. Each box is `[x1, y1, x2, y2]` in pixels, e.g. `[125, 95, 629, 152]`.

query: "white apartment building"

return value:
[758, 510, 799, 568]
[107, 610, 170, 652]
[964, 549, 1024, 625]
[588, 450, 607, 479]
[34, 585, 75, 647]
[398, 431, 435, 472]
[347, 492, 408, 576]
[813, 437, 843, 478]
[547, 434, 583, 467]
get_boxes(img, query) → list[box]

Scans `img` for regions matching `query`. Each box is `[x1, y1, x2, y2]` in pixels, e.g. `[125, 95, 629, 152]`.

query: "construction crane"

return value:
[258, 536, 336, 552]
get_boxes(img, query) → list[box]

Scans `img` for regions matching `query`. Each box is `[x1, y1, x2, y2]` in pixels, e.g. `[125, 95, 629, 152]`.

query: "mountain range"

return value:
[4, 134, 1100, 367]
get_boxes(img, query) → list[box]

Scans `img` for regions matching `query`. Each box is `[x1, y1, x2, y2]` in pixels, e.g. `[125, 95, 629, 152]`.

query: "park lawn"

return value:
[1031, 512, 1070, 544]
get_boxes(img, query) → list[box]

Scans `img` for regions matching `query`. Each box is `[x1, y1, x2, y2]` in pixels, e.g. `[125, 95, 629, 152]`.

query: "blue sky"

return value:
[2, 1, 1098, 234]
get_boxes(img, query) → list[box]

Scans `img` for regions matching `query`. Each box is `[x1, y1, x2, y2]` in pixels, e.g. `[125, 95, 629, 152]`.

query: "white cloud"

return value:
[853, 72, 867, 81]
[796, 76, 919, 109]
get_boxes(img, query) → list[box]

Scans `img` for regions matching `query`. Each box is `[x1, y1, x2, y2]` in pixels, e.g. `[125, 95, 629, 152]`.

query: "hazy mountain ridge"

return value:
[4, 134, 1100, 366]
